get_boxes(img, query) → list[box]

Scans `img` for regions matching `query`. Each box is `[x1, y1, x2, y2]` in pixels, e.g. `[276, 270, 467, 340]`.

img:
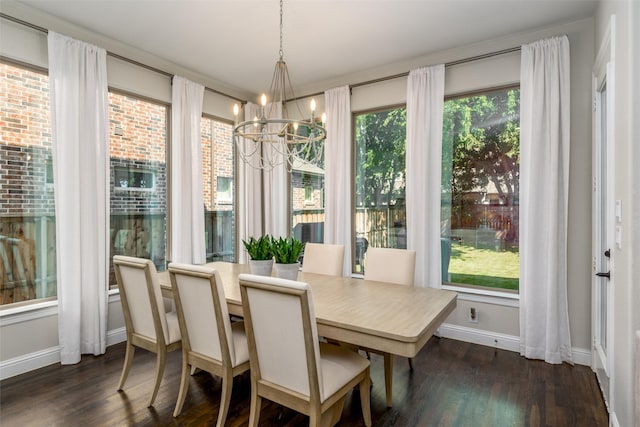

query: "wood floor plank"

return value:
[0, 337, 608, 426]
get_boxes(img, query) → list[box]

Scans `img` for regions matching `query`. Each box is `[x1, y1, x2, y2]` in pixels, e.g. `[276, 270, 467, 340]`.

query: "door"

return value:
[592, 17, 615, 410]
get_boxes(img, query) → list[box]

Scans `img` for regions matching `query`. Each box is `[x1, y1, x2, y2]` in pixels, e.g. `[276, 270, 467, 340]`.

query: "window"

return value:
[216, 176, 233, 204]
[201, 116, 235, 262]
[290, 128, 326, 246]
[441, 87, 520, 292]
[114, 167, 155, 190]
[0, 61, 56, 306]
[108, 91, 168, 288]
[354, 106, 407, 273]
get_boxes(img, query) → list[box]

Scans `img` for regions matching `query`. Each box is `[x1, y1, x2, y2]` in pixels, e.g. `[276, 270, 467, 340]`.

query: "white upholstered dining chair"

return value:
[301, 243, 345, 276]
[112, 255, 182, 407]
[239, 274, 372, 427]
[168, 263, 250, 424]
[363, 246, 417, 406]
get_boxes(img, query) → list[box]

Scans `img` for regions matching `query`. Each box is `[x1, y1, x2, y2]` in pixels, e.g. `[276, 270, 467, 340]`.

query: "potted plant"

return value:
[242, 235, 274, 276]
[272, 236, 304, 280]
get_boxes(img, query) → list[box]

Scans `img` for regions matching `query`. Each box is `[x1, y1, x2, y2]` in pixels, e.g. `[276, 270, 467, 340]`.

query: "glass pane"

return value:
[441, 89, 520, 291]
[354, 108, 407, 273]
[202, 118, 235, 262]
[291, 129, 325, 246]
[109, 92, 167, 288]
[0, 62, 56, 305]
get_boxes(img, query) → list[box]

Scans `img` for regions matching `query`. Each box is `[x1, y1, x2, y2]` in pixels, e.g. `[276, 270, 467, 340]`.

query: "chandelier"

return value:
[233, 0, 326, 171]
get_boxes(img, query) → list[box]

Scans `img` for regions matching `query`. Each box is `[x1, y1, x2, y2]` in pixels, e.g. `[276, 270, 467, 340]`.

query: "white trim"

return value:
[443, 285, 520, 307]
[0, 301, 58, 326]
[107, 326, 127, 346]
[0, 346, 60, 381]
[438, 323, 592, 366]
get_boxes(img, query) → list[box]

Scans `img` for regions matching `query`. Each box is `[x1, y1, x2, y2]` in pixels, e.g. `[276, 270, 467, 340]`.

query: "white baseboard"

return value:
[0, 346, 60, 381]
[0, 323, 594, 381]
[0, 327, 127, 381]
[438, 323, 592, 366]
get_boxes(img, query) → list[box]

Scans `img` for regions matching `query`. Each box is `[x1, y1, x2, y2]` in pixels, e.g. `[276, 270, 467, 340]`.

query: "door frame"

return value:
[591, 14, 615, 413]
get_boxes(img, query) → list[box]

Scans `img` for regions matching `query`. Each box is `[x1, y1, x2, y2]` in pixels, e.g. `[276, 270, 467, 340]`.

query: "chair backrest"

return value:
[168, 263, 235, 365]
[301, 243, 345, 276]
[364, 247, 416, 286]
[113, 255, 169, 344]
[239, 274, 324, 400]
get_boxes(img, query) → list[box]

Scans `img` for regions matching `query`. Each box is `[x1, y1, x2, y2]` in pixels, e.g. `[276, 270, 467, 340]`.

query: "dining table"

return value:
[158, 261, 457, 407]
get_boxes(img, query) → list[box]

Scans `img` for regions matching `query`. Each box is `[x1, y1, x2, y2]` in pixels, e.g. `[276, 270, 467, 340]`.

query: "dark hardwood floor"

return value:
[0, 337, 608, 426]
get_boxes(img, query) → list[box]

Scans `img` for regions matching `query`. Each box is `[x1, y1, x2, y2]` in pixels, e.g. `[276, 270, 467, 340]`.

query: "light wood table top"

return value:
[159, 261, 457, 359]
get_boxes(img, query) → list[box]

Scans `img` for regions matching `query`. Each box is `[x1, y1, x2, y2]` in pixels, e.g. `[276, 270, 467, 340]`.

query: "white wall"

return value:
[594, 1, 639, 426]
[0, 3, 597, 379]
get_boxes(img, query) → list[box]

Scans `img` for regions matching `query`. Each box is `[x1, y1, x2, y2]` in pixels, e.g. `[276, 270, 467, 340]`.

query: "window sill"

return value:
[0, 291, 122, 326]
[442, 284, 520, 307]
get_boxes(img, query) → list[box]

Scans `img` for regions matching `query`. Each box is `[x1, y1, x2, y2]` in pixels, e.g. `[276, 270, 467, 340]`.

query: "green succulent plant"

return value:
[242, 235, 273, 260]
[272, 236, 304, 264]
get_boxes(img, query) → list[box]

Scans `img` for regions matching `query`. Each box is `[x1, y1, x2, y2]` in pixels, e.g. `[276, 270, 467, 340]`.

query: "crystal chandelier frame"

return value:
[233, 0, 326, 171]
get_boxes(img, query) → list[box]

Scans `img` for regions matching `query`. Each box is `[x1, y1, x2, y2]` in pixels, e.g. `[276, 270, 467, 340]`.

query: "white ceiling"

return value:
[13, 0, 597, 98]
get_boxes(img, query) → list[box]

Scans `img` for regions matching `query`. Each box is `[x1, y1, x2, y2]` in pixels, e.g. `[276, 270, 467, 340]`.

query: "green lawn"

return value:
[447, 244, 519, 291]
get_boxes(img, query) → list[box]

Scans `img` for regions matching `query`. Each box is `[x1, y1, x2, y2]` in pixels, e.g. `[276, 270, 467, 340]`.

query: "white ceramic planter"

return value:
[249, 259, 274, 276]
[273, 262, 300, 281]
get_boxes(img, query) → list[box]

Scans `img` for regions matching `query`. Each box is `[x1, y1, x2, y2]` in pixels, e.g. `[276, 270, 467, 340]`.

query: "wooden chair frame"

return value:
[239, 276, 372, 427]
[113, 256, 181, 407]
[169, 264, 250, 425]
[363, 246, 417, 406]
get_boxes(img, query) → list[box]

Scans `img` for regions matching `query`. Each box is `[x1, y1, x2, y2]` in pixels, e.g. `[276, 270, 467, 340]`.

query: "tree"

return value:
[443, 89, 520, 204]
[354, 108, 407, 207]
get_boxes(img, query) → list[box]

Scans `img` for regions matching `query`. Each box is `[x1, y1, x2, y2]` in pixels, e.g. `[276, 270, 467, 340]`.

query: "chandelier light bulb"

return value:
[261, 94, 267, 106]
[310, 98, 316, 112]
[293, 122, 299, 131]
[233, 104, 239, 116]
[321, 112, 327, 124]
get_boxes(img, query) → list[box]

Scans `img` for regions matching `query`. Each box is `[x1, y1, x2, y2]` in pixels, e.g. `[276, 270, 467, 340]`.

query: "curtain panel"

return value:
[170, 76, 205, 264]
[262, 102, 288, 239]
[237, 102, 264, 263]
[48, 31, 109, 364]
[324, 86, 352, 277]
[406, 64, 445, 288]
[519, 36, 572, 364]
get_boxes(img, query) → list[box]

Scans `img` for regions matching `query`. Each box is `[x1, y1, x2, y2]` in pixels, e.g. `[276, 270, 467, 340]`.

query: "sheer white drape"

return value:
[170, 76, 205, 264]
[519, 36, 572, 364]
[262, 102, 288, 238]
[406, 65, 445, 288]
[237, 102, 264, 262]
[324, 86, 352, 277]
[48, 32, 109, 364]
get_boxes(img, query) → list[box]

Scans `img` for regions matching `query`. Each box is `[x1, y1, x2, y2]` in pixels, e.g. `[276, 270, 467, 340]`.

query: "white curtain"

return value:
[170, 76, 205, 264]
[324, 86, 352, 277]
[237, 102, 264, 262]
[406, 65, 445, 289]
[519, 36, 572, 364]
[48, 32, 109, 364]
[262, 102, 288, 239]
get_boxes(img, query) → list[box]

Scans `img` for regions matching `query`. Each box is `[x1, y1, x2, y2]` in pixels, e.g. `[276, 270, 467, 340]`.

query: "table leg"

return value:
[384, 353, 393, 407]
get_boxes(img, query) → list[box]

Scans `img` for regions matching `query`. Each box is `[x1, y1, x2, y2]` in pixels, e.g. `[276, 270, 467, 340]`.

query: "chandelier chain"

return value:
[279, 0, 284, 60]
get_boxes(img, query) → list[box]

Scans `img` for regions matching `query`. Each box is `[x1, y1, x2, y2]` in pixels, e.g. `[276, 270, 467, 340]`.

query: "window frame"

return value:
[351, 103, 407, 274]
[441, 84, 521, 298]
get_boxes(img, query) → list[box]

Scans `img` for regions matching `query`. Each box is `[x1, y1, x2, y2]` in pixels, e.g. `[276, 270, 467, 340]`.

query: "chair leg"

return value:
[384, 353, 393, 407]
[216, 372, 234, 427]
[327, 396, 346, 427]
[248, 382, 262, 427]
[360, 371, 372, 427]
[408, 357, 414, 371]
[117, 341, 135, 390]
[173, 355, 190, 417]
[148, 348, 166, 407]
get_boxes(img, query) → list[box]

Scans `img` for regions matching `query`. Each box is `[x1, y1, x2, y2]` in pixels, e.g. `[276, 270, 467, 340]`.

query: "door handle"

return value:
[595, 271, 610, 279]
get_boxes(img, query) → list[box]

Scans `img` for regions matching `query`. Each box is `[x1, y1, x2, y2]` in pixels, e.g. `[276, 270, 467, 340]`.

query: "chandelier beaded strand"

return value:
[232, 0, 327, 171]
